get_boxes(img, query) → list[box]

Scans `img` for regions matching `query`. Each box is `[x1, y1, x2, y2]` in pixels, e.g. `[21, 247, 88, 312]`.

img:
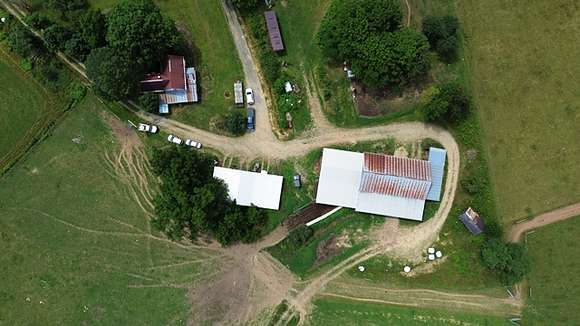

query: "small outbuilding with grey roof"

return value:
[459, 207, 485, 235]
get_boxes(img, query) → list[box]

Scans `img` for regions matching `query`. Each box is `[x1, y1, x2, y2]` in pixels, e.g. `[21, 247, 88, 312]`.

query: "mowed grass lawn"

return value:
[90, 0, 244, 132]
[308, 296, 511, 325]
[0, 94, 221, 325]
[458, 1, 580, 223]
[0, 49, 58, 168]
[523, 216, 580, 325]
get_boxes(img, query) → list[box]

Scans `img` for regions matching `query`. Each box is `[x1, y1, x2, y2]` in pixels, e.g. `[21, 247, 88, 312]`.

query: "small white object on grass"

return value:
[427, 247, 435, 254]
[435, 251, 443, 258]
[403, 266, 411, 273]
[358, 265, 365, 272]
[1, 17, 6, 23]
[428, 254, 435, 261]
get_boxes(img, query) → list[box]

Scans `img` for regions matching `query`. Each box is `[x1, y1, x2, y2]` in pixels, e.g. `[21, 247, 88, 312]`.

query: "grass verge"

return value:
[308, 296, 511, 325]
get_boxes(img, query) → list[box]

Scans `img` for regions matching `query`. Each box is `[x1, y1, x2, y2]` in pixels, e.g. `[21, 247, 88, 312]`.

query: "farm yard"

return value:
[0, 94, 221, 324]
[458, 0, 580, 224]
[523, 216, 580, 325]
[1, 0, 579, 324]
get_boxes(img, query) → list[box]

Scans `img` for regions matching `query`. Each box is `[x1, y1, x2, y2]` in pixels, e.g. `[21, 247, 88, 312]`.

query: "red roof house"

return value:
[140, 55, 198, 113]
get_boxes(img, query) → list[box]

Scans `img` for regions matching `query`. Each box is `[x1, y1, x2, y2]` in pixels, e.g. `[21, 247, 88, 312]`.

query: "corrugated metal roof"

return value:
[359, 173, 431, 200]
[213, 167, 283, 210]
[426, 147, 446, 201]
[265, 11, 284, 51]
[364, 153, 432, 181]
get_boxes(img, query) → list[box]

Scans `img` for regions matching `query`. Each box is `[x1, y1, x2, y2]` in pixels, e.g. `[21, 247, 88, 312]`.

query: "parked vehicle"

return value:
[247, 108, 255, 132]
[245, 88, 255, 105]
[167, 134, 183, 145]
[293, 174, 302, 188]
[185, 139, 202, 149]
[137, 123, 158, 134]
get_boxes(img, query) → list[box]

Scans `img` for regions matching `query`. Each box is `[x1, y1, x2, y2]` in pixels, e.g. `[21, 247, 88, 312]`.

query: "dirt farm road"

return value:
[508, 202, 580, 243]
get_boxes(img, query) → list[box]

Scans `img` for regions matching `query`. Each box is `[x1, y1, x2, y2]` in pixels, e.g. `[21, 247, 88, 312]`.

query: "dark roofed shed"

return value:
[264, 10, 284, 52]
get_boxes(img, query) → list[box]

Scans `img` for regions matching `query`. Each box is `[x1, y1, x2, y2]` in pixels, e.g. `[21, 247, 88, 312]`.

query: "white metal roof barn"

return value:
[213, 167, 283, 210]
[315, 148, 445, 221]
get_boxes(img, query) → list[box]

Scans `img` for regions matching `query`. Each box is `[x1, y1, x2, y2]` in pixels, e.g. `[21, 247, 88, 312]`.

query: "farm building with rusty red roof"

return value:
[315, 148, 446, 221]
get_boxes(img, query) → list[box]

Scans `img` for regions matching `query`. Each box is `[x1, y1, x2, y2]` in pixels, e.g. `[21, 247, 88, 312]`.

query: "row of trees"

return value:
[150, 147, 267, 246]
[318, 0, 430, 89]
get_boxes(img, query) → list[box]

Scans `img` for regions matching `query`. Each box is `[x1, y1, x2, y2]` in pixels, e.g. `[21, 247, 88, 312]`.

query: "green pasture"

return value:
[458, 0, 580, 223]
[523, 216, 580, 325]
[0, 48, 60, 172]
[0, 94, 220, 325]
[308, 296, 511, 325]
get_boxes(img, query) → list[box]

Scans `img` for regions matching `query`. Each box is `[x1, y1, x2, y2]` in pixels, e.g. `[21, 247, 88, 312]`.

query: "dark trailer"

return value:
[264, 10, 284, 52]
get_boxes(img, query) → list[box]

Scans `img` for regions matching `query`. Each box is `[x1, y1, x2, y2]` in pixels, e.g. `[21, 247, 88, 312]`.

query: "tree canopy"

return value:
[150, 147, 267, 246]
[318, 0, 429, 88]
[6, 24, 45, 58]
[106, 0, 181, 72]
[86, 47, 139, 100]
[481, 239, 530, 285]
[422, 15, 460, 62]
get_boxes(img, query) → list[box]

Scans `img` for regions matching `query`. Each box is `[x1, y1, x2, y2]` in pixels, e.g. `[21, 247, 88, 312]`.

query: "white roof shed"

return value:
[213, 167, 283, 210]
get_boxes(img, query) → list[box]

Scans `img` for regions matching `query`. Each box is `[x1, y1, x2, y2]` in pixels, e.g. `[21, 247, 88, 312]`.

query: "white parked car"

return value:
[245, 88, 255, 105]
[137, 123, 158, 134]
[167, 134, 183, 145]
[185, 139, 202, 149]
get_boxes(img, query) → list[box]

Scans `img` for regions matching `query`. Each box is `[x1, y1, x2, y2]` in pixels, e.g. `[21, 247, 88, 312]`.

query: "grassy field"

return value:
[0, 48, 62, 173]
[308, 296, 511, 325]
[458, 1, 580, 223]
[0, 94, 220, 325]
[90, 0, 244, 134]
[523, 216, 580, 325]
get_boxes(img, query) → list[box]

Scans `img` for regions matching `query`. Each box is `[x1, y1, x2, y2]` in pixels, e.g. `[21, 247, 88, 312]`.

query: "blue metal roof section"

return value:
[426, 147, 446, 201]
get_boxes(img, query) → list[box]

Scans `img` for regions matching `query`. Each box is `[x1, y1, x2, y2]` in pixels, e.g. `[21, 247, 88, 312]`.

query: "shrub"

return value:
[64, 36, 91, 61]
[139, 93, 159, 113]
[481, 239, 530, 285]
[422, 15, 460, 61]
[224, 110, 246, 136]
[232, 0, 259, 12]
[423, 82, 471, 124]
[287, 225, 314, 247]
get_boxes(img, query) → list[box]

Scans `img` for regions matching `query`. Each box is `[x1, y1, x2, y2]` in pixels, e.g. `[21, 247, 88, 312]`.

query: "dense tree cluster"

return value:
[150, 147, 267, 246]
[318, 0, 430, 88]
[422, 16, 460, 62]
[86, 47, 138, 100]
[422, 82, 471, 123]
[481, 239, 530, 285]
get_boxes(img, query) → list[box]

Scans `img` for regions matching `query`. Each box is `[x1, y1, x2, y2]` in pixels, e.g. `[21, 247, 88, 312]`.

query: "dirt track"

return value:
[508, 202, 580, 243]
